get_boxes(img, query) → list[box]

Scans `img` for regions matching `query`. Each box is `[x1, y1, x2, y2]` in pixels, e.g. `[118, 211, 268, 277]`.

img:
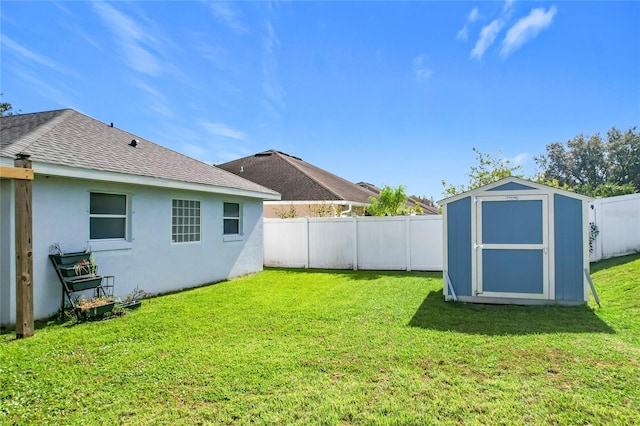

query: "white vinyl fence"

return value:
[589, 193, 640, 262]
[264, 193, 639, 271]
[264, 216, 443, 271]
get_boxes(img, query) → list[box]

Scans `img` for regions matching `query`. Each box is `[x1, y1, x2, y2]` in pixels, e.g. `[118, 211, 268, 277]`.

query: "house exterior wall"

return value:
[263, 202, 356, 218]
[554, 194, 584, 301]
[0, 180, 16, 326]
[0, 175, 265, 324]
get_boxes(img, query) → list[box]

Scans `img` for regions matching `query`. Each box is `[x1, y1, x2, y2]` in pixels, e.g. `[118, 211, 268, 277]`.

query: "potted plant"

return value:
[74, 296, 115, 319]
[71, 254, 97, 277]
[118, 287, 146, 309]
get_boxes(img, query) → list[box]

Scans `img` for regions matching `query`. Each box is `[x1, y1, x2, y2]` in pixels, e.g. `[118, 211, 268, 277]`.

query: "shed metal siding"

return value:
[482, 200, 543, 244]
[488, 182, 536, 191]
[447, 197, 472, 296]
[554, 194, 583, 301]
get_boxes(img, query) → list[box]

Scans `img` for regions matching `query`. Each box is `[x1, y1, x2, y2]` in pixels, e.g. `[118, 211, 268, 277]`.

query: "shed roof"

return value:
[437, 176, 593, 205]
[217, 149, 376, 204]
[0, 109, 280, 199]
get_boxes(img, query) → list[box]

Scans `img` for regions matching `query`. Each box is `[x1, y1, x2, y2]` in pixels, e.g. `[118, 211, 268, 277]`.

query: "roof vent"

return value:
[129, 139, 138, 147]
[240, 166, 244, 173]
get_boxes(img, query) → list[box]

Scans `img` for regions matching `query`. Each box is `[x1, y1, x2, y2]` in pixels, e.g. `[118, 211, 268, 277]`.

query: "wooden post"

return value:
[14, 154, 34, 338]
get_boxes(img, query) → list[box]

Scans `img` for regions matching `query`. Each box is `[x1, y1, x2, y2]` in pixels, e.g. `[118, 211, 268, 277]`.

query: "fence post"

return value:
[14, 154, 34, 338]
[304, 217, 310, 268]
[352, 216, 358, 270]
[405, 216, 411, 271]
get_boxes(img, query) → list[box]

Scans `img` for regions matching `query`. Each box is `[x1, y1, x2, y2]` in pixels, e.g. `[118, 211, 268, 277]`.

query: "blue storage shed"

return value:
[438, 177, 594, 305]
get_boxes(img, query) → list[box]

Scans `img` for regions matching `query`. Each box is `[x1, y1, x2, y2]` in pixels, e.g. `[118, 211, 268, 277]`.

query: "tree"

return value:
[441, 147, 524, 197]
[535, 127, 639, 196]
[607, 126, 640, 192]
[1, 101, 14, 117]
[367, 185, 418, 216]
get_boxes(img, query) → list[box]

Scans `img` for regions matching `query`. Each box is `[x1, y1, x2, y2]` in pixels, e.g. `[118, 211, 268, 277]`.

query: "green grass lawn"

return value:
[1, 254, 639, 425]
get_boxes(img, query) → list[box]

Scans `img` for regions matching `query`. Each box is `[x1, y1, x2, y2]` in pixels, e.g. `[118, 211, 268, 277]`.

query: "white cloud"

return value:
[13, 67, 78, 107]
[457, 27, 469, 41]
[412, 54, 434, 81]
[182, 143, 208, 160]
[471, 19, 505, 59]
[1, 36, 75, 76]
[261, 20, 285, 114]
[469, 7, 481, 22]
[209, 2, 248, 34]
[200, 121, 247, 141]
[501, 6, 557, 57]
[93, 2, 161, 76]
[511, 152, 529, 166]
[456, 7, 480, 41]
[503, 0, 516, 13]
[132, 81, 175, 118]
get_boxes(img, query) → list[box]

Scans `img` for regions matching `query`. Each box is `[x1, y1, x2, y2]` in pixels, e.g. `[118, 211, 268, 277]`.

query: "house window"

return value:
[223, 202, 241, 235]
[172, 199, 201, 243]
[90, 192, 127, 240]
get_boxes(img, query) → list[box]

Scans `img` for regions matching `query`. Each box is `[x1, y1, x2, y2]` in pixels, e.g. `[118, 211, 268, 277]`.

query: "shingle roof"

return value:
[218, 150, 377, 204]
[0, 109, 279, 197]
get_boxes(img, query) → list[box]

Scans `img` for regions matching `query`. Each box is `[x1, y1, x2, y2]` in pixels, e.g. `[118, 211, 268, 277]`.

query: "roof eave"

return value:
[265, 200, 370, 206]
[31, 162, 282, 200]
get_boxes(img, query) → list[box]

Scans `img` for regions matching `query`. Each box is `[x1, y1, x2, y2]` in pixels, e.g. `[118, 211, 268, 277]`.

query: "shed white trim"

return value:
[438, 176, 593, 205]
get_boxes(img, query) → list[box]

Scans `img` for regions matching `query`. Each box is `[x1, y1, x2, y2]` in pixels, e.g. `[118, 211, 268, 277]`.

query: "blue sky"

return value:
[2, 1, 638, 200]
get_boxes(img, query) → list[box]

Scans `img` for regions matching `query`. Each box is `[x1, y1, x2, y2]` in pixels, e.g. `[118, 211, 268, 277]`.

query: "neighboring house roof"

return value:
[217, 149, 377, 204]
[0, 109, 280, 199]
[357, 181, 439, 215]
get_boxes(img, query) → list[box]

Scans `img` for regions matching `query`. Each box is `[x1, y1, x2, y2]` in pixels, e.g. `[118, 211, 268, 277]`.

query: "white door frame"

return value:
[472, 194, 550, 299]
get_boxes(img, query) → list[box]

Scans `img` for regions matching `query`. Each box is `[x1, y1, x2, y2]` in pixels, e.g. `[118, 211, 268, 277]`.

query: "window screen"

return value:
[223, 202, 240, 235]
[90, 193, 127, 240]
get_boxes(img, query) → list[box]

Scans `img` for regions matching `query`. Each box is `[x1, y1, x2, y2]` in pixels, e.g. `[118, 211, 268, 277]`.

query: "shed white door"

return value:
[474, 195, 549, 299]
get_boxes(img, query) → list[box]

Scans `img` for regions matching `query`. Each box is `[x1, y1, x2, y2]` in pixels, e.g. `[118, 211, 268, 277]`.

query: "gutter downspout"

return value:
[340, 203, 352, 217]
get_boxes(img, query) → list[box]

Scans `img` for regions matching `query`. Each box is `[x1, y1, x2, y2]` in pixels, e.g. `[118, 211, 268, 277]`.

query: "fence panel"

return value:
[410, 216, 443, 271]
[590, 193, 640, 261]
[309, 218, 355, 269]
[264, 216, 444, 271]
[357, 217, 407, 270]
[263, 218, 309, 268]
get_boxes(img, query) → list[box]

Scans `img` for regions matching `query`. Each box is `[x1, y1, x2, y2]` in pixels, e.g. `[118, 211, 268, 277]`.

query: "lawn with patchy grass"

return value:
[1, 254, 639, 424]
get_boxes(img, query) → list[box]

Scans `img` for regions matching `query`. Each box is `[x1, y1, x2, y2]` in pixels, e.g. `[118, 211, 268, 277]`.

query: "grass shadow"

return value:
[409, 291, 615, 336]
[590, 252, 640, 273]
[264, 267, 439, 281]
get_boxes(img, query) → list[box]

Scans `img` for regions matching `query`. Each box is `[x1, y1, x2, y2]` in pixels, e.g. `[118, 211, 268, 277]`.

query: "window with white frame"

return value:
[172, 199, 201, 243]
[90, 192, 127, 240]
[223, 202, 241, 235]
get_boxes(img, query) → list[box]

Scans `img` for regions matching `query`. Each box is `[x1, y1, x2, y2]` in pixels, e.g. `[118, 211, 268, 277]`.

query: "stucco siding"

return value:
[3, 175, 265, 322]
[447, 197, 472, 296]
[0, 180, 15, 326]
[554, 194, 584, 301]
